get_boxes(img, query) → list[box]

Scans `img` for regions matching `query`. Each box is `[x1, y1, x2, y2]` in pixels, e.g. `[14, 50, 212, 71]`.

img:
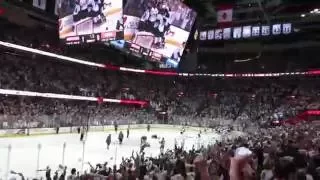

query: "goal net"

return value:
[133, 32, 155, 49]
[75, 17, 94, 36]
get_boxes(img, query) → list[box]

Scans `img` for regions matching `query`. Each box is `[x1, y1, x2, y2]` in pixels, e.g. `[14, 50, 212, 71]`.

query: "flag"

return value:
[0, 0, 9, 15]
[0, 8, 5, 15]
[33, 0, 47, 10]
[216, 4, 233, 25]
[54, 0, 60, 16]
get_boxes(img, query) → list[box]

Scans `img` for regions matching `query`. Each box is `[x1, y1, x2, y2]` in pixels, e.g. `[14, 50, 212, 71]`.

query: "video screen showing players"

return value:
[58, 0, 123, 45]
[122, 0, 197, 68]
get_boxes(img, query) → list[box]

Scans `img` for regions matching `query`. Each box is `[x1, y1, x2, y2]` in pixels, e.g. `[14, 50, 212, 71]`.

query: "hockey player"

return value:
[93, 3, 101, 24]
[127, 127, 130, 138]
[80, 127, 85, 141]
[114, 122, 118, 133]
[91, 0, 108, 25]
[154, 4, 170, 48]
[116, 17, 124, 31]
[74, 0, 90, 22]
[56, 125, 60, 134]
[73, 1, 82, 22]
[180, 126, 186, 134]
[139, 8, 150, 31]
[106, 134, 111, 149]
[159, 137, 165, 153]
[148, 5, 158, 32]
[118, 131, 124, 145]
[147, 124, 151, 132]
[153, 18, 164, 48]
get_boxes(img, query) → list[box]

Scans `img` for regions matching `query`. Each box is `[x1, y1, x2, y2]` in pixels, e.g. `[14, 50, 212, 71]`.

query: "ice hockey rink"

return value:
[0, 127, 222, 179]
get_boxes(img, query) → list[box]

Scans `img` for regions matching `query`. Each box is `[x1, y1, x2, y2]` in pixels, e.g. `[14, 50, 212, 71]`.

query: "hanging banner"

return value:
[54, 0, 60, 15]
[33, 0, 47, 10]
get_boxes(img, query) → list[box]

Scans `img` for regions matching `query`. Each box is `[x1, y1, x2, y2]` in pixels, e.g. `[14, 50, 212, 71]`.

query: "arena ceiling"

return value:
[1, 0, 319, 69]
[194, 0, 320, 53]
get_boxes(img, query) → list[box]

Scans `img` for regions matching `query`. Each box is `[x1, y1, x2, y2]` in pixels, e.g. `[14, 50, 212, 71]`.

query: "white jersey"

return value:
[158, 23, 165, 33]
[73, 4, 81, 15]
[156, 14, 165, 32]
[92, 0, 100, 12]
[156, 14, 163, 23]
[80, 0, 88, 10]
[141, 10, 150, 22]
[149, 8, 158, 22]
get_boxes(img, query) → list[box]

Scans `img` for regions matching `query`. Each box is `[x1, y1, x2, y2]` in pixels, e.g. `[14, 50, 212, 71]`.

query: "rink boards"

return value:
[0, 124, 207, 137]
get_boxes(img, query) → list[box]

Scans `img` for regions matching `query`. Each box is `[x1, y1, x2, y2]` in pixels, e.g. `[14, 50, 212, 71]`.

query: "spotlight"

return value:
[301, 14, 306, 17]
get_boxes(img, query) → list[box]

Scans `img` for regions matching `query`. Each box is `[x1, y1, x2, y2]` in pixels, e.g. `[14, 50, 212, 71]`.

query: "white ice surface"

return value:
[0, 128, 220, 179]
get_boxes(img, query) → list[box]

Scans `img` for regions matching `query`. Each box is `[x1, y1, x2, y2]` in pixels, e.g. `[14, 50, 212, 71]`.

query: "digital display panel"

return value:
[122, 0, 197, 68]
[58, 0, 123, 45]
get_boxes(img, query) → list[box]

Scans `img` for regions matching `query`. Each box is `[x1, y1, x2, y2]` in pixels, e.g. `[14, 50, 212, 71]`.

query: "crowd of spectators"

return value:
[0, 50, 320, 129]
[1, 21, 320, 180]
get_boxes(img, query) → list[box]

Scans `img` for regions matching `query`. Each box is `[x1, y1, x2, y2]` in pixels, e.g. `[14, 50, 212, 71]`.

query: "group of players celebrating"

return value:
[104, 123, 157, 152]
[138, 0, 172, 49]
[77, 123, 206, 155]
[103, 123, 167, 154]
[73, 0, 111, 25]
